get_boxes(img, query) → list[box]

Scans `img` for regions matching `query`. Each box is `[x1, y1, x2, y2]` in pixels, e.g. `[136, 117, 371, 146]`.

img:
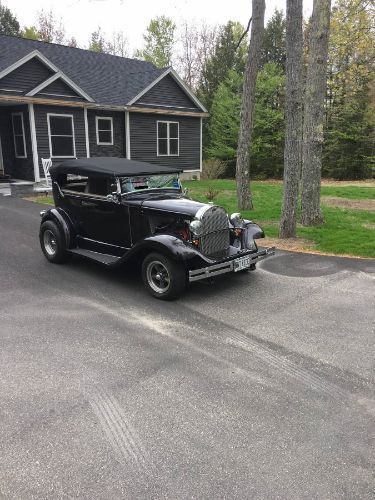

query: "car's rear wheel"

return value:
[142, 252, 186, 300]
[40, 220, 68, 264]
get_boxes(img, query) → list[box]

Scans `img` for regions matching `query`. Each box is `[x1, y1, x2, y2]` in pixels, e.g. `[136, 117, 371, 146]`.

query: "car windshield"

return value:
[120, 174, 181, 194]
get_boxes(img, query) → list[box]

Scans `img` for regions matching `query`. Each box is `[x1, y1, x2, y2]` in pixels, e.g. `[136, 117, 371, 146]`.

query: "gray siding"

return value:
[134, 75, 200, 112]
[34, 104, 87, 177]
[88, 110, 125, 158]
[129, 113, 200, 171]
[0, 105, 34, 180]
[36, 78, 83, 101]
[0, 58, 54, 93]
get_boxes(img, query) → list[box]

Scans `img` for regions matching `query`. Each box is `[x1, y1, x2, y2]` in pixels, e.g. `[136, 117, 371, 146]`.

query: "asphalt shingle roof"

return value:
[0, 34, 166, 106]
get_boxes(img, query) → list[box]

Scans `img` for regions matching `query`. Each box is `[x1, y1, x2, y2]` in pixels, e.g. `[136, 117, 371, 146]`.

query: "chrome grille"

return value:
[198, 206, 230, 258]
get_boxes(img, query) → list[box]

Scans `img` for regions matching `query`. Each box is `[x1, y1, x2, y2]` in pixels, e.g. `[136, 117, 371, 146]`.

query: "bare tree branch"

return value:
[235, 16, 252, 50]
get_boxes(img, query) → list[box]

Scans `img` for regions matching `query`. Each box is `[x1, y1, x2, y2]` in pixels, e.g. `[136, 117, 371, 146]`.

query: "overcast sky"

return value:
[6, 0, 314, 53]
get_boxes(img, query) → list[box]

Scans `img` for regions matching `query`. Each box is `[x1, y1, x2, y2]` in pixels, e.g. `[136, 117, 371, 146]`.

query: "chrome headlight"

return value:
[189, 219, 203, 236]
[230, 212, 244, 227]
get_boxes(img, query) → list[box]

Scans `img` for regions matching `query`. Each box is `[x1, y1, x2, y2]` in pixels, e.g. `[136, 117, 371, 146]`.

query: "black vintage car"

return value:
[39, 158, 275, 299]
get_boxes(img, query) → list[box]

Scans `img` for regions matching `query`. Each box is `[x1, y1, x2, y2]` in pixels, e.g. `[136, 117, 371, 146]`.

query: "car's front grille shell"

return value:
[198, 206, 230, 259]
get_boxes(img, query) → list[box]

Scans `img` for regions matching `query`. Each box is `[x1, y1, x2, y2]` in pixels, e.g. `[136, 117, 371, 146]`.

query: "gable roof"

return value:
[129, 67, 207, 112]
[0, 35, 205, 111]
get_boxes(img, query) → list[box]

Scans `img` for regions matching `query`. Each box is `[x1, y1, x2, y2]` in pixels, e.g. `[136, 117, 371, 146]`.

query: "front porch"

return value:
[0, 102, 38, 182]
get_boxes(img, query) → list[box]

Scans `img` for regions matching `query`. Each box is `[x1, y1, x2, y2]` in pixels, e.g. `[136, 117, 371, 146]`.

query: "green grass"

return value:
[320, 186, 375, 200]
[183, 180, 375, 258]
[24, 195, 54, 205]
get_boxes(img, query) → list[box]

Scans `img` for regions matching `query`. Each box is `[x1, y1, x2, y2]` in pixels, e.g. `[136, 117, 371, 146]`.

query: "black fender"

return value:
[120, 234, 214, 269]
[242, 221, 265, 251]
[243, 221, 265, 239]
[40, 208, 76, 249]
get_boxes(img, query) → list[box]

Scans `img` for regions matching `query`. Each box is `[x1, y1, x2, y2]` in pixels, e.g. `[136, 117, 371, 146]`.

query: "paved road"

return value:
[0, 196, 374, 499]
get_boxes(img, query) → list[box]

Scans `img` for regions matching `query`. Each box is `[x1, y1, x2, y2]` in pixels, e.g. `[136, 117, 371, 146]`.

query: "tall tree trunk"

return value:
[301, 0, 331, 226]
[279, 0, 303, 238]
[236, 0, 265, 210]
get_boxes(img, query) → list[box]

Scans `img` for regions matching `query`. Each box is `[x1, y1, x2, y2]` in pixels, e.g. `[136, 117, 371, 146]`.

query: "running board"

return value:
[68, 247, 121, 266]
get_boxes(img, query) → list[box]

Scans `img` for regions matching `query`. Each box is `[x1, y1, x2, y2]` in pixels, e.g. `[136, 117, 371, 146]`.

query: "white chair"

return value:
[41, 158, 52, 187]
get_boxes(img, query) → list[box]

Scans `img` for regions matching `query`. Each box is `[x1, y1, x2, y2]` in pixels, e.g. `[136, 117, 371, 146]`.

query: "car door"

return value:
[77, 176, 131, 248]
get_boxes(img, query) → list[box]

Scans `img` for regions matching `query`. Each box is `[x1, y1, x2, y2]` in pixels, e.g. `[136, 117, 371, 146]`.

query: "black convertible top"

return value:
[49, 157, 183, 179]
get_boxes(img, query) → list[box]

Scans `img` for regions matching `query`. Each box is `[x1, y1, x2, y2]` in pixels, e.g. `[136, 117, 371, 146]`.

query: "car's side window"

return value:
[85, 177, 111, 197]
[61, 174, 88, 193]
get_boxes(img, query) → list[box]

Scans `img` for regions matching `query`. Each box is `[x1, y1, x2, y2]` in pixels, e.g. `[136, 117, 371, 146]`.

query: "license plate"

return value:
[233, 255, 251, 272]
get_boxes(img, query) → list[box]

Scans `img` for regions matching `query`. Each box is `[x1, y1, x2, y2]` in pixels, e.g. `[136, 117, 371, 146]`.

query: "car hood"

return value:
[141, 196, 208, 218]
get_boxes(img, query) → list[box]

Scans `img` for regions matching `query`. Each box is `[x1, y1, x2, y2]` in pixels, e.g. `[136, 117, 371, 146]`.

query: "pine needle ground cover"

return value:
[183, 180, 375, 258]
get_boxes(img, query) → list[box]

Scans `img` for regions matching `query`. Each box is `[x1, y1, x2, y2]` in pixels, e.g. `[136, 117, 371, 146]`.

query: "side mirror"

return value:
[183, 187, 189, 197]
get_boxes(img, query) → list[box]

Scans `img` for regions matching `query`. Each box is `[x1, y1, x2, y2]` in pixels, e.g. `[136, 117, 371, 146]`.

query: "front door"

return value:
[78, 195, 131, 248]
[59, 175, 132, 250]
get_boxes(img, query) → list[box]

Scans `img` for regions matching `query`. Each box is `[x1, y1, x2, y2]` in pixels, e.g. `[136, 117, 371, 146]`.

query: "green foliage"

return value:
[206, 63, 285, 178]
[198, 21, 248, 110]
[206, 70, 242, 165]
[21, 26, 40, 40]
[323, 0, 375, 179]
[89, 27, 106, 53]
[135, 16, 175, 67]
[251, 63, 285, 178]
[0, 3, 20, 36]
[261, 9, 286, 69]
[324, 92, 374, 179]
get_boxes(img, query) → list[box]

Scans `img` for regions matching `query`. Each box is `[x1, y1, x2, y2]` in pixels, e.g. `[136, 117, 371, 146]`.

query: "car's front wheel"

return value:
[40, 220, 68, 264]
[142, 252, 186, 300]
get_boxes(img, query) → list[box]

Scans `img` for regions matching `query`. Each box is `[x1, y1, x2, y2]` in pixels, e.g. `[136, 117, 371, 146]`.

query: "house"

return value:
[0, 34, 207, 183]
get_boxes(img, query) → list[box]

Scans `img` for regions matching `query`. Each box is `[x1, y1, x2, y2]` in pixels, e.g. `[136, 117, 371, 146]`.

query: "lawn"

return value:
[183, 180, 375, 258]
[27, 180, 375, 258]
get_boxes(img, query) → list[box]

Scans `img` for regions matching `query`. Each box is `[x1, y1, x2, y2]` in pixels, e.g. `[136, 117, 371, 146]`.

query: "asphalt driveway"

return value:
[0, 196, 374, 499]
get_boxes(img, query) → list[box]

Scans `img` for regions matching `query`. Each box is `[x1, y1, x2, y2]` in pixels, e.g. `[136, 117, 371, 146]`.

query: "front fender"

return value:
[243, 221, 265, 239]
[40, 207, 75, 248]
[121, 234, 214, 268]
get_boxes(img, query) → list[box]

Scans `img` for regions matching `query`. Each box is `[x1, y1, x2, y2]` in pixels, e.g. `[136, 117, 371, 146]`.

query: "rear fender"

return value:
[40, 208, 75, 249]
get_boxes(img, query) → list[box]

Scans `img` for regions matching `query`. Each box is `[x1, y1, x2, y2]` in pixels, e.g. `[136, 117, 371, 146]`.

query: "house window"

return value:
[96, 117, 113, 145]
[47, 113, 76, 158]
[12, 112, 27, 158]
[157, 121, 179, 156]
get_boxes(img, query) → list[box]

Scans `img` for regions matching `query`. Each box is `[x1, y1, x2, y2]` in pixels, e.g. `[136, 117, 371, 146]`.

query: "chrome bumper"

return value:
[188, 247, 276, 282]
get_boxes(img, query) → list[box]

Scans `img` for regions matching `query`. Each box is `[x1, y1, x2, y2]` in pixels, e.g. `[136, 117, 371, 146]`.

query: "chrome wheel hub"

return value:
[146, 261, 170, 293]
[43, 229, 57, 256]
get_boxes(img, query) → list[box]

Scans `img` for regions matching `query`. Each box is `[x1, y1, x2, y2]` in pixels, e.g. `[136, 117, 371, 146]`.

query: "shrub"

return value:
[201, 158, 226, 180]
[204, 186, 220, 201]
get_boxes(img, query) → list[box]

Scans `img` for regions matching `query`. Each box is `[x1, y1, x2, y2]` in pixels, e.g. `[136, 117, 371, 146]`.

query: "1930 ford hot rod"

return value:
[39, 158, 275, 299]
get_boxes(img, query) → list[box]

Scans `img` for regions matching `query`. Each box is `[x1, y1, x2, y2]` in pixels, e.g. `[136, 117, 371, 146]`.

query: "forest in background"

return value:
[0, 0, 374, 180]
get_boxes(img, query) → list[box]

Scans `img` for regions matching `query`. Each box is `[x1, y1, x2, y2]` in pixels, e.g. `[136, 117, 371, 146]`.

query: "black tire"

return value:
[142, 252, 186, 300]
[39, 220, 68, 264]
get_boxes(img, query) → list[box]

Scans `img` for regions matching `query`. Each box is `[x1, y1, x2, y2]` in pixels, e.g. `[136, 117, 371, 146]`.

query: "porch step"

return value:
[68, 247, 121, 266]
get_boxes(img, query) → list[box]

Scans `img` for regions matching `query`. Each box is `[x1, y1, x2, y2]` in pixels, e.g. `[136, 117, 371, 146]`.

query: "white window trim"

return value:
[95, 116, 114, 146]
[11, 112, 27, 159]
[47, 113, 76, 159]
[157, 120, 179, 157]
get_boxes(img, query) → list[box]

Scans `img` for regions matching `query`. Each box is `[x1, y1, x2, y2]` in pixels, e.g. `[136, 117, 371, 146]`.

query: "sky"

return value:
[6, 0, 314, 53]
